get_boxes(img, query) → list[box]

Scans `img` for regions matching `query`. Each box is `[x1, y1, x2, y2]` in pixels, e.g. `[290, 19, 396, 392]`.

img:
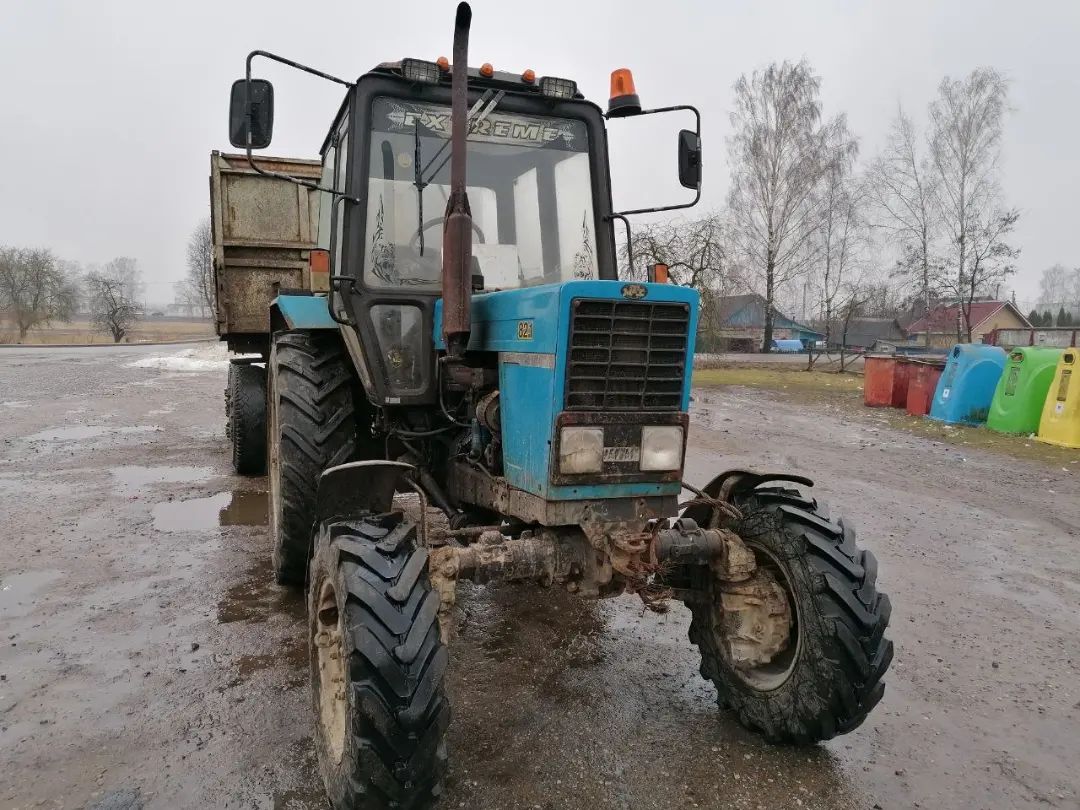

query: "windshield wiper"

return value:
[412, 89, 504, 259]
[413, 122, 427, 256]
[418, 89, 504, 187]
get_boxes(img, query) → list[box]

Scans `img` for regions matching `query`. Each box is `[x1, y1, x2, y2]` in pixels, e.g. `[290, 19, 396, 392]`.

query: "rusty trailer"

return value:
[209, 151, 325, 355]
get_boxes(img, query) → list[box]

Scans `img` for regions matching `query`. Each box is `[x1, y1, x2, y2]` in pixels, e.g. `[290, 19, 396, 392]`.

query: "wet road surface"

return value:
[0, 343, 1077, 809]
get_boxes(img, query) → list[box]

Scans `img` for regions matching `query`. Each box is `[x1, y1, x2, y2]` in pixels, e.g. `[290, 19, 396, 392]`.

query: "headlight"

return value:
[401, 59, 441, 84]
[640, 426, 684, 471]
[559, 427, 603, 474]
[539, 76, 578, 99]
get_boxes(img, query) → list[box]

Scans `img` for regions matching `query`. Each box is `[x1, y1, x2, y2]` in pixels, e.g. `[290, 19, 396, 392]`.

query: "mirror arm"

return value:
[605, 213, 634, 278]
[242, 50, 357, 196]
[607, 103, 702, 219]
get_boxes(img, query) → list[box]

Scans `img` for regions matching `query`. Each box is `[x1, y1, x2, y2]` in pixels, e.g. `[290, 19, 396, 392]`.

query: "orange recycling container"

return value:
[905, 360, 947, 416]
[864, 356, 911, 408]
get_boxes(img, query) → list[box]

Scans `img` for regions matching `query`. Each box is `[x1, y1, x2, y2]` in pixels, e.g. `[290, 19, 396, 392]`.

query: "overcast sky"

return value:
[2, 0, 1077, 307]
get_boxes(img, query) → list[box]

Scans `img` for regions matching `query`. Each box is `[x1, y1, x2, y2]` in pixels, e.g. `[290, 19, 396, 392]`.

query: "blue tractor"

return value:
[228, 5, 892, 807]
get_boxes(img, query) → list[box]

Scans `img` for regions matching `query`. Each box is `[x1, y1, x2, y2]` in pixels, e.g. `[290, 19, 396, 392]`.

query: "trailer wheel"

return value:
[268, 331, 357, 586]
[226, 362, 267, 476]
[309, 514, 449, 810]
[686, 484, 893, 744]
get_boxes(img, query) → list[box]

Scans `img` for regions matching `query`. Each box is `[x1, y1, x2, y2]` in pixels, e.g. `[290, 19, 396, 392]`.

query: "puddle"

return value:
[24, 425, 158, 442]
[110, 465, 213, 495]
[153, 492, 233, 532]
[219, 490, 268, 527]
[151, 489, 267, 532]
[0, 569, 64, 617]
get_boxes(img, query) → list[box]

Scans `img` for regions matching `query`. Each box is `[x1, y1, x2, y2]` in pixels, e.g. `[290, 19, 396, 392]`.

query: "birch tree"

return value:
[938, 207, 1020, 341]
[868, 106, 940, 317]
[929, 69, 1009, 320]
[814, 121, 863, 347]
[726, 60, 848, 351]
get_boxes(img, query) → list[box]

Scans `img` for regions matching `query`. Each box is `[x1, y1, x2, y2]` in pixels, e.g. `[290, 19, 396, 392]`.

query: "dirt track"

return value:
[1, 344, 1077, 809]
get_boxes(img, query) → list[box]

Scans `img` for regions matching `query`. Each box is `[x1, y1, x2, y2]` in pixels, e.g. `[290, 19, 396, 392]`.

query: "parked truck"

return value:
[212, 5, 893, 808]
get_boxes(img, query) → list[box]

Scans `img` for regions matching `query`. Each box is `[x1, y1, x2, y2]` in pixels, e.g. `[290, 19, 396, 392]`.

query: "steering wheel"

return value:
[408, 217, 486, 251]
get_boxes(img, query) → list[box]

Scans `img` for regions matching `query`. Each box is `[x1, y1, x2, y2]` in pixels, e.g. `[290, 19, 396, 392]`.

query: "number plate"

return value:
[603, 446, 640, 463]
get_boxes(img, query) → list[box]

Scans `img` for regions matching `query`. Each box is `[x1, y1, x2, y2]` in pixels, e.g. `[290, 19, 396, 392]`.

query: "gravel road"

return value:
[0, 343, 1076, 809]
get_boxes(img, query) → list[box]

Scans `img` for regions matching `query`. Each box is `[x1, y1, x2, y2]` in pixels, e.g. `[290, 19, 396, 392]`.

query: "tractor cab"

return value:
[310, 59, 621, 407]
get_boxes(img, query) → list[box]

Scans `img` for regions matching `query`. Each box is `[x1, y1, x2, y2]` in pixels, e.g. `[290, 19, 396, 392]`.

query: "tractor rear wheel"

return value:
[268, 331, 357, 586]
[685, 483, 893, 744]
[309, 514, 449, 810]
[226, 361, 267, 476]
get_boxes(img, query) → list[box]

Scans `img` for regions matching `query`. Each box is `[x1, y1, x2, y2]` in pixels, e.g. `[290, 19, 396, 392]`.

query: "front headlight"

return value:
[559, 427, 604, 474]
[640, 426, 684, 471]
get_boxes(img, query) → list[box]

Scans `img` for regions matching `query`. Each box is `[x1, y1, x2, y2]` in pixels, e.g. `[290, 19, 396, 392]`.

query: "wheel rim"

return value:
[724, 542, 801, 692]
[314, 578, 347, 763]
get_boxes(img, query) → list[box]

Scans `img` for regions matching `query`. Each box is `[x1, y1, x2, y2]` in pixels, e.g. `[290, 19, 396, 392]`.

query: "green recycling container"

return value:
[986, 346, 1064, 435]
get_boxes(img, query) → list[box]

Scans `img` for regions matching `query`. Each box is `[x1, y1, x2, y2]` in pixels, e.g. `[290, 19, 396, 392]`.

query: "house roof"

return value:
[715, 293, 824, 336]
[837, 318, 905, 347]
[906, 301, 1031, 334]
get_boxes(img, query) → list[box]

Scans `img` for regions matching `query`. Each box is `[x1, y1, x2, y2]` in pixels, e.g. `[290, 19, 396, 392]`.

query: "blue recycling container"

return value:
[928, 344, 1007, 425]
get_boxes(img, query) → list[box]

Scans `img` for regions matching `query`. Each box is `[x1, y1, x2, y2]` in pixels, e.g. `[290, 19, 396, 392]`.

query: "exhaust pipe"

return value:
[441, 1, 473, 358]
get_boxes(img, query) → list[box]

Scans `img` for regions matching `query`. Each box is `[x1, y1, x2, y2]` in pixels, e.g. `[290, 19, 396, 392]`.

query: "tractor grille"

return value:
[566, 298, 691, 411]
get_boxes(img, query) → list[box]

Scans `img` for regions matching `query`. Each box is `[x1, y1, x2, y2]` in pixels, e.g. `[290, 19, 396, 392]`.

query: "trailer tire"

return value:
[268, 331, 357, 586]
[226, 362, 267, 476]
[310, 515, 449, 810]
[686, 485, 893, 744]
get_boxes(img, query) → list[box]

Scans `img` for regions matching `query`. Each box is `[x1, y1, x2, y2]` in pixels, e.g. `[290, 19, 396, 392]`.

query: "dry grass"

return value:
[693, 365, 864, 404]
[0, 319, 215, 345]
[693, 363, 1078, 466]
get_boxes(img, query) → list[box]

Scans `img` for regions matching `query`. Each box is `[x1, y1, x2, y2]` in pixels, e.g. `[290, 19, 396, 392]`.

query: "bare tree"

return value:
[180, 218, 215, 318]
[867, 105, 940, 321]
[86, 260, 142, 342]
[929, 68, 1010, 325]
[626, 215, 734, 287]
[814, 121, 864, 348]
[727, 60, 852, 352]
[625, 215, 744, 352]
[937, 207, 1020, 341]
[1037, 263, 1072, 307]
[0, 247, 79, 340]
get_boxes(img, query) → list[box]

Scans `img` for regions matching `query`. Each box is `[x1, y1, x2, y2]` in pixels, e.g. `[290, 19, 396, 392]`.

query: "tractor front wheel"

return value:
[685, 483, 893, 744]
[268, 331, 357, 586]
[309, 514, 450, 809]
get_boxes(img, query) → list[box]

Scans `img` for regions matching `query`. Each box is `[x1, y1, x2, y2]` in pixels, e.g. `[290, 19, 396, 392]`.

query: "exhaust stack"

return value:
[441, 2, 473, 358]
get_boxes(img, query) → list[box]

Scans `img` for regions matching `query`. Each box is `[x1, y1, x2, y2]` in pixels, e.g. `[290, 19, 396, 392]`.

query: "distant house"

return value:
[831, 318, 906, 352]
[906, 300, 1031, 348]
[710, 293, 824, 352]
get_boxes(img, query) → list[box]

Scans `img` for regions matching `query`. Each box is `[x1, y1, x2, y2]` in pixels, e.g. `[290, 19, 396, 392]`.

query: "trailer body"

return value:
[209, 151, 325, 354]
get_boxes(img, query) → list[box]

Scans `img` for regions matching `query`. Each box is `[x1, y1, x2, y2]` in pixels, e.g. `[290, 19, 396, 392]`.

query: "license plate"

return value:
[603, 446, 640, 463]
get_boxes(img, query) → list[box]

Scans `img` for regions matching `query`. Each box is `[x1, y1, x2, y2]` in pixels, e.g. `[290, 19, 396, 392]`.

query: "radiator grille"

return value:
[566, 298, 690, 411]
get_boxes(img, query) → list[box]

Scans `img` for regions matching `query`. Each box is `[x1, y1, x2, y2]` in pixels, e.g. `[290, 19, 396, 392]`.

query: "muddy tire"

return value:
[226, 362, 267, 476]
[269, 331, 356, 586]
[309, 514, 449, 810]
[686, 485, 893, 744]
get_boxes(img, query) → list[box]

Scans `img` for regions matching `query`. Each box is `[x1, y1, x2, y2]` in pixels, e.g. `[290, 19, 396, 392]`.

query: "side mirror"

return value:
[229, 78, 274, 150]
[678, 129, 701, 189]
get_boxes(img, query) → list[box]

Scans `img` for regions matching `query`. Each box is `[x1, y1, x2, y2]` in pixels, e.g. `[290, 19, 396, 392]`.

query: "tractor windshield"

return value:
[363, 96, 598, 290]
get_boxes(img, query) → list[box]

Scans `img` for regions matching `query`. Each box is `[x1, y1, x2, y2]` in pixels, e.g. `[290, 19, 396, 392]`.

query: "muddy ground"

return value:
[1, 343, 1077, 810]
